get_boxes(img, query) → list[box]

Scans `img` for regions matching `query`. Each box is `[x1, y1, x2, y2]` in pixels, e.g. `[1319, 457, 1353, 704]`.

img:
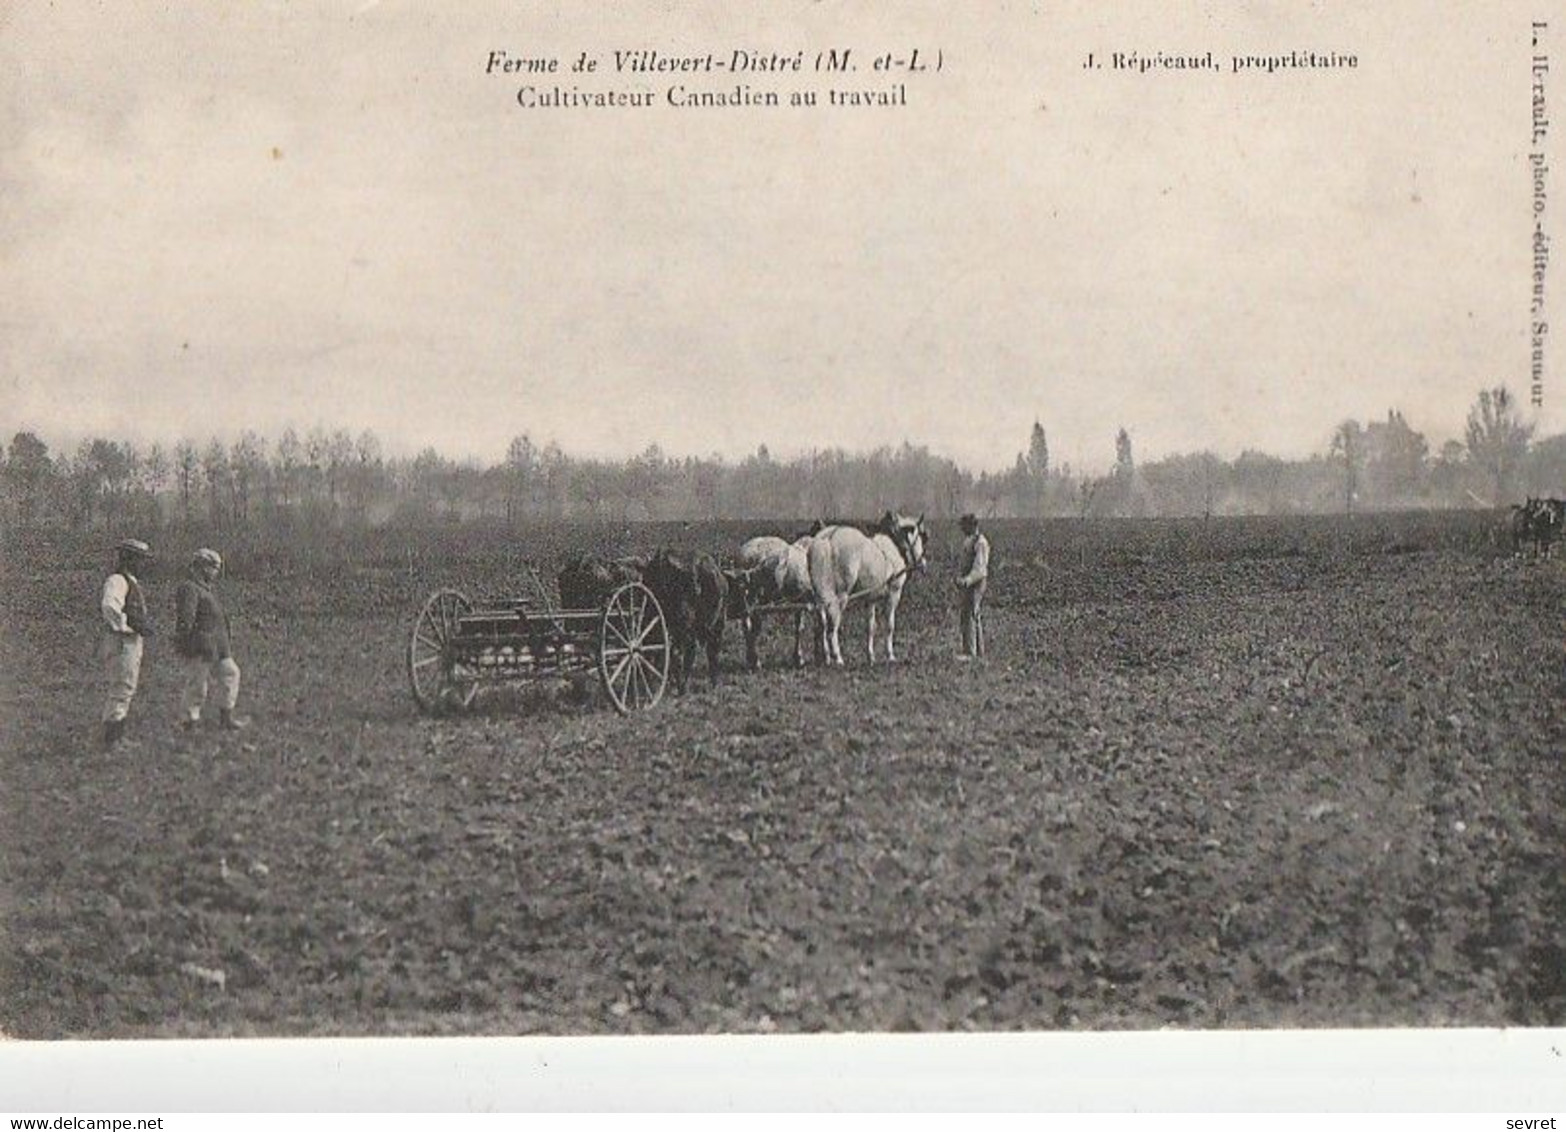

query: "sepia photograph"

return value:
[1, 0, 1564, 1073]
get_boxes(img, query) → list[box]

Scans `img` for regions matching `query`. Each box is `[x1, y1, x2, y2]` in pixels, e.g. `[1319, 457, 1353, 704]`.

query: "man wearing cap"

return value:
[175, 548, 245, 731]
[100, 538, 154, 748]
[954, 514, 989, 659]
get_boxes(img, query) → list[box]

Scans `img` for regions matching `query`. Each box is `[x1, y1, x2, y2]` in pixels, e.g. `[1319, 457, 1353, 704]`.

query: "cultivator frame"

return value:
[407, 575, 670, 716]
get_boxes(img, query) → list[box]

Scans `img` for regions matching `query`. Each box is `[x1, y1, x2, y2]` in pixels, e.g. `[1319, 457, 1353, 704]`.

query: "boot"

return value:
[218, 708, 247, 732]
[181, 718, 199, 732]
[101, 719, 125, 748]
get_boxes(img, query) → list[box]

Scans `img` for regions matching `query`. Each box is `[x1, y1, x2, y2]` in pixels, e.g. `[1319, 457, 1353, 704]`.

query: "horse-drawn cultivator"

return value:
[407, 511, 930, 718]
[407, 571, 671, 716]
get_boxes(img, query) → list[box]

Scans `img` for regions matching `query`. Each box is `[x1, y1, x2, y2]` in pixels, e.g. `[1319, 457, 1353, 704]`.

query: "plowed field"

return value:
[2, 515, 1563, 1036]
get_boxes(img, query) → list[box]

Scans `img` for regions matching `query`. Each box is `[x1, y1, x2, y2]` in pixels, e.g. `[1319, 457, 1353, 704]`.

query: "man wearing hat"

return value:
[175, 548, 245, 731]
[100, 538, 154, 747]
[954, 513, 990, 659]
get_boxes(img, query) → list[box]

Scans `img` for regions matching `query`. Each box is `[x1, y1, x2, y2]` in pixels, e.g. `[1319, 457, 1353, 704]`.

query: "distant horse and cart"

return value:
[1509, 496, 1565, 557]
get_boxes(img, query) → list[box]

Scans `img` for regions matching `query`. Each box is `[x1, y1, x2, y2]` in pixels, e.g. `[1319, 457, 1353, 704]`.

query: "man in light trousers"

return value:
[100, 538, 155, 748]
[175, 548, 246, 731]
[955, 513, 989, 659]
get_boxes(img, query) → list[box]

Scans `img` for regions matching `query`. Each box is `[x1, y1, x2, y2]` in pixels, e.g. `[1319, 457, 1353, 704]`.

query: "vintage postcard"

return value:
[1, 0, 1563, 1108]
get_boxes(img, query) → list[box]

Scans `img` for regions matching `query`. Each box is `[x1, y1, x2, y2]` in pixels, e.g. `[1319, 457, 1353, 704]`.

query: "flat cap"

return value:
[116, 538, 153, 556]
[192, 547, 223, 569]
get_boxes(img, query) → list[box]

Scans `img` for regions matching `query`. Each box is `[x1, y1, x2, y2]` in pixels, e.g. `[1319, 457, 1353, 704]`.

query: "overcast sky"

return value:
[1, 2, 1555, 472]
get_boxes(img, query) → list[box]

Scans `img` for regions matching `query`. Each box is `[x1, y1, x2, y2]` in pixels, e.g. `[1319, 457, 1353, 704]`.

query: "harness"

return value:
[837, 528, 925, 608]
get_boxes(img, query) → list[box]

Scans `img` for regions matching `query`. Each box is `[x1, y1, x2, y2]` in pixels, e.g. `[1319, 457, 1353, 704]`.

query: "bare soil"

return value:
[2, 515, 1562, 1036]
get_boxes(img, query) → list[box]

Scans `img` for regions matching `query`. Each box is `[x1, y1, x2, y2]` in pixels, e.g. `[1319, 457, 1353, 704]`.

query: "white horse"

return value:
[738, 534, 817, 668]
[807, 512, 928, 666]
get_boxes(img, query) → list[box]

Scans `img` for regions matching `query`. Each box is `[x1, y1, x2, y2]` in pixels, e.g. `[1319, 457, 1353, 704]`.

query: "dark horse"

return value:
[641, 548, 730, 692]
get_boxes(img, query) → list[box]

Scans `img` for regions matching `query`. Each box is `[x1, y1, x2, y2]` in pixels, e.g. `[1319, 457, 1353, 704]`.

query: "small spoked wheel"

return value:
[598, 582, 669, 715]
[409, 589, 478, 714]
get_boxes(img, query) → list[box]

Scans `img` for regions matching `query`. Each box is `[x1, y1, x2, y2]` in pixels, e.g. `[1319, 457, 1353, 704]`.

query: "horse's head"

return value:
[887, 512, 928, 574]
[642, 548, 677, 589]
[721, 566, 760, 622]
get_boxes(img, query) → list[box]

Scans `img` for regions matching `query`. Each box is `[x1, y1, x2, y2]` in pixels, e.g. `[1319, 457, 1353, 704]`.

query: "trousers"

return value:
[100, 634, 144, 722]
[960, 579, 987, 657]
[180, 656, 241, 720]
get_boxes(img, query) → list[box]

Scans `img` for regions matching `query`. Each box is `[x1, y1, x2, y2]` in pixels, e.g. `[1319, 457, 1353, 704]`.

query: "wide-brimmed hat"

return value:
[192, 548, 223, 570]
[115, 538, 153, 557]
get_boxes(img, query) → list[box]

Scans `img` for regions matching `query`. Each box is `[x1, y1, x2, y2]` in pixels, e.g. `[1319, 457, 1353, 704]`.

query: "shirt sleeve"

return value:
[962, 537, 990, 585]
[101, 575, 129, 633]
[958, 535, 983, 585]
[176, 582, 196, 641]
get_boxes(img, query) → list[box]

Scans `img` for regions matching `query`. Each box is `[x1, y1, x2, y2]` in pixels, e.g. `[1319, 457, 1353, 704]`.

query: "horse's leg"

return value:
[885, 592, 899, 663]
[743, 611, 758, 670]
[866, 604, 878, 665]
[678, 637, 694, 693]
[828, 601, 846, 667]
[706, 621, 723, 684]
[792, 609, 805, 668]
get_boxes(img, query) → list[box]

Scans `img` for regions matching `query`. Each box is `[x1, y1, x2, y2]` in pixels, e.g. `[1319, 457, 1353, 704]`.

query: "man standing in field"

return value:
[100, 538, 154, 749]
[955, 513, 989, 659]
[175, 548, 246, 731]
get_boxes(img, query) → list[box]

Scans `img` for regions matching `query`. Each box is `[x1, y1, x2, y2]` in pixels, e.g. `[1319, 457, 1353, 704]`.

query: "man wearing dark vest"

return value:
[175, 547, 246, 731]
[955, 513, 990, 659]
[100, 538, 154, 748]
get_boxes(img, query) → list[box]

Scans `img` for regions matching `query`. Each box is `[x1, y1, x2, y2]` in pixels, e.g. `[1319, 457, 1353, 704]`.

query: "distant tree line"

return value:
[983, 387, 1554, 519]
[2, 387, 1558, 531]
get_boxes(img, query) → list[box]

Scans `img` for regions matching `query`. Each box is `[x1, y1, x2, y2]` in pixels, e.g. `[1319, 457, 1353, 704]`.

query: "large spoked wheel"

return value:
[409, 589, 478, 714]
[598, 582, 670, 715]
